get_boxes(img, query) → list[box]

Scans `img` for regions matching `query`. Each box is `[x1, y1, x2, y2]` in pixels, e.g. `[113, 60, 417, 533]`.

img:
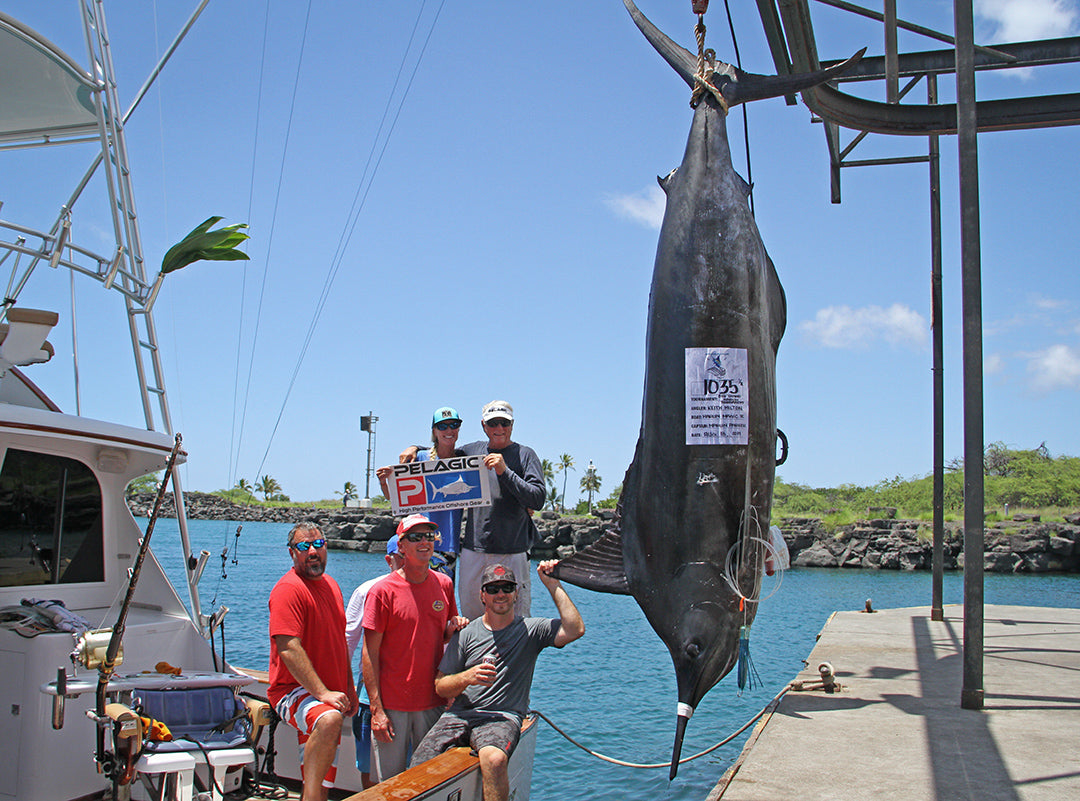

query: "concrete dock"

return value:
[711, 604, 1080, 800]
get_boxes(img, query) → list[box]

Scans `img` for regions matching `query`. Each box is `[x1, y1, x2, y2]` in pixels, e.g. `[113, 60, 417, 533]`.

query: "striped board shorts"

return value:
[275, 687, 341, 788]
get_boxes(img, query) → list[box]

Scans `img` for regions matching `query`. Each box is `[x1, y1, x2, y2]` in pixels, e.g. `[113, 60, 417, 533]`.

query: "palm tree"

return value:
[556, 454, 575, 512]
[257, 474, 282, 502]
[540, 459, 558, 509]
[580, 464, 602, 512]
[232, 477, 254, 504]
[546, 485, 560, 512]
[335, 481, 358, 508]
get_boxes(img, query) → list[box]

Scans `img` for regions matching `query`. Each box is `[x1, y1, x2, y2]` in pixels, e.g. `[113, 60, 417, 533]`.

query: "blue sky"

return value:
[5, 0, 1079, 504]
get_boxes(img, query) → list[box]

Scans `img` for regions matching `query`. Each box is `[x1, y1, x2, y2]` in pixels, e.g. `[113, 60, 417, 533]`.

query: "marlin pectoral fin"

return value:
[550, 528, 631, 595]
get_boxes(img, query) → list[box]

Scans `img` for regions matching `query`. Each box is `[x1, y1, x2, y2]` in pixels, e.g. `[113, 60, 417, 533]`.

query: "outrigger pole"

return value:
[94, 433, 184, 779]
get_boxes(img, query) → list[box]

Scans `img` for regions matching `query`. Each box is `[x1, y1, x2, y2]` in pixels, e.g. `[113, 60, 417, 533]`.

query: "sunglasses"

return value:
[485, 419, 512, 428]
[434, 420, 461, 431]
[483, 582, 517, 595]
[403, 530, 439, 542]
[290, 538, 326, 552]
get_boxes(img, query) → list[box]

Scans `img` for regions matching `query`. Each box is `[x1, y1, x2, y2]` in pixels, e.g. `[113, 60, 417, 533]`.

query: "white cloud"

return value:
[1030, 293, 1069, 311]
[977, 0, 1079, 41]
[986, 294, 1072, 336]
[800, 304, 928, 350]
[985, 352, 1005, 374]
[605, 185, 666, 230]
[1026, 343, 1080, 390]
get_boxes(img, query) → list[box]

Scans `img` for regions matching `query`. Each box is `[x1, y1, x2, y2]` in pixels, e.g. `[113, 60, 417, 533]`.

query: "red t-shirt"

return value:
[268, 569, 351, 707]
[363, 570, 457, 710]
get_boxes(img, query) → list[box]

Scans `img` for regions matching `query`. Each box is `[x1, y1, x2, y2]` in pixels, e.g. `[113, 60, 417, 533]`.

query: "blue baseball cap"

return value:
[386, 535, 400, 554]
[432, 406, 460, 425]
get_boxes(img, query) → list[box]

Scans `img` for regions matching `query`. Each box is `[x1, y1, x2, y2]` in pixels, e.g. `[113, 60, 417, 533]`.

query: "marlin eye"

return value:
[685, 642, 701, 658]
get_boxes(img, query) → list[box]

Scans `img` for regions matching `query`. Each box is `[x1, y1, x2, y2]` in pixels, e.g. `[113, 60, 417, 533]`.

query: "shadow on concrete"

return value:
[911, 614, 1021, 800]
[772, 692, 878, 720]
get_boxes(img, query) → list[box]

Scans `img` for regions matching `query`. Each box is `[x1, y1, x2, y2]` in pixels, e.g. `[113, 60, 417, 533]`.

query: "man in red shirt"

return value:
[269, 522, 358, 801]
[362, 514, 467, 783]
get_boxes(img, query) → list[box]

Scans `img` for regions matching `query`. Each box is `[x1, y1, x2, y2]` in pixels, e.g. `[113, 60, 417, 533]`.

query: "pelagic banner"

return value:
[387, 455, 492, 515]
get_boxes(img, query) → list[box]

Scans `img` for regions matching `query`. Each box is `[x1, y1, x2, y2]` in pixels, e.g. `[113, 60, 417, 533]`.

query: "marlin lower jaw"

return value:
[670, 705, 694, 780]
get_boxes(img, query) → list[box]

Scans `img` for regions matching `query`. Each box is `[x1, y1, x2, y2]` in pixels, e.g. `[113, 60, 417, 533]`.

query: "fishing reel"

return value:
[73, 628, 122, 670]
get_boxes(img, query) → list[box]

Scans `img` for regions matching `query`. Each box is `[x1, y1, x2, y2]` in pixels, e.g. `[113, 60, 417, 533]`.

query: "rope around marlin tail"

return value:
[690, 3, 728, 112]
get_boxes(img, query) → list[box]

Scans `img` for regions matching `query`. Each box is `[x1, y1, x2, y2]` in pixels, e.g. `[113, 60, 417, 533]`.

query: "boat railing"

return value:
[0, 218, 153, 306]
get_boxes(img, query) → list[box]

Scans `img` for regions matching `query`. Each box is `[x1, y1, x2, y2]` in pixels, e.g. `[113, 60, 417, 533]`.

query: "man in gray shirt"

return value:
[410, 561, 585, 801]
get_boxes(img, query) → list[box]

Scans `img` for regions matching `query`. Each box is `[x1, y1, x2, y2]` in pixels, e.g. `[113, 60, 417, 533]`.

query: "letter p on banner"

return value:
[392, 477, 427, 514]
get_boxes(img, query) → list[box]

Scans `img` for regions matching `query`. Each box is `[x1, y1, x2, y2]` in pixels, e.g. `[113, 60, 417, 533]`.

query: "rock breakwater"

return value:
[125, 492, 610, 557]
[782, 515, 1080, 573]
[127, 493, 1080, 572]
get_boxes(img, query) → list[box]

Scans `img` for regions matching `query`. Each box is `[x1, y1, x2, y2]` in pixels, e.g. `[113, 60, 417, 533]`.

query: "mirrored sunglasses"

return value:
[290, 538, 326, 552]
[403, 530, 439, 542]
[434, 420, 461, 431]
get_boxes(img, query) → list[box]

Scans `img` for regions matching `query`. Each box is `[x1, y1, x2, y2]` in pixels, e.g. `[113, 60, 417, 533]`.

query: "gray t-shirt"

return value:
[439, 615, 560, 719]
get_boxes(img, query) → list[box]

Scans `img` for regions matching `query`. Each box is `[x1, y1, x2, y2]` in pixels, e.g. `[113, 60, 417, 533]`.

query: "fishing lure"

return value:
[736, 624, 760, 693]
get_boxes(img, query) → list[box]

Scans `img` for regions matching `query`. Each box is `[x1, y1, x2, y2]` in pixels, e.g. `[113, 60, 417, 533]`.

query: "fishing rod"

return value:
[93, 433, 184, 780]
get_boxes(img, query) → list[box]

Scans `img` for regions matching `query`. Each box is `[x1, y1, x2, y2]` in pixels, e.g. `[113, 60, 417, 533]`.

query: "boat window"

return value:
[0, 448, 104, 586]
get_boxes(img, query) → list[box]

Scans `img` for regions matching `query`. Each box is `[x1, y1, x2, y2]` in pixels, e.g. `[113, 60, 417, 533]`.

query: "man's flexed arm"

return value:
[536, 561, 585, 647]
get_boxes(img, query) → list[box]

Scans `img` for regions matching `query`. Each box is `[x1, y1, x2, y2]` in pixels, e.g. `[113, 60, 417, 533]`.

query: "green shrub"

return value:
[772, 444, 1080, 524]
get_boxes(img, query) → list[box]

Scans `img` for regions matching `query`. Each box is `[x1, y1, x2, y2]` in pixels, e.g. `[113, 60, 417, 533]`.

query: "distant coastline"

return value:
[127, 492, 1080, 573]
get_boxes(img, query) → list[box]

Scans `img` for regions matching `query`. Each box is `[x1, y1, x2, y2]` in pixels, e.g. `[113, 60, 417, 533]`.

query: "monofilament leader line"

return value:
[530, 681, 791, 770]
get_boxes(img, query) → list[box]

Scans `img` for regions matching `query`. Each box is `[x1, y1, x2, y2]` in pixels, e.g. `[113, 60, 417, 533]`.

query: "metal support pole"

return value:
[955, 0, 985, 711]
[884, 0, 899, 103]
[929, 74, 945, 623]
[362, 411, 378, 502]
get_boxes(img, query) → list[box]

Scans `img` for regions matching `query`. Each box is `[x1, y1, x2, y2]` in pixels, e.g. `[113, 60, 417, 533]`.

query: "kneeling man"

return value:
[410, 561, 584, 801]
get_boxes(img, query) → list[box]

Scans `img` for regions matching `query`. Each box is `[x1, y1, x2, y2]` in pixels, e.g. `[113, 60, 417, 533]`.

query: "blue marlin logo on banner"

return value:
[428, 474, 480, 500]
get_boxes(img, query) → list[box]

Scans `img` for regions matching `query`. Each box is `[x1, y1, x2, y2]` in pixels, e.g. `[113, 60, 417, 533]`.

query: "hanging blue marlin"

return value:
[553, 0, 862, 778]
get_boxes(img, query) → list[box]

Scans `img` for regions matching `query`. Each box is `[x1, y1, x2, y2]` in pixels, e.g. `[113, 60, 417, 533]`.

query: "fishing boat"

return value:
[0, 3, 272, 800]
[0, 4, 537, 799]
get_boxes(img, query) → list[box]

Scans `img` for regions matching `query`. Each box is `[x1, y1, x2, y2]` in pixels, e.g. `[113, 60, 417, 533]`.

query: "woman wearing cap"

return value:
[420, 407, 464, 578]
[378, 406, 465, 581]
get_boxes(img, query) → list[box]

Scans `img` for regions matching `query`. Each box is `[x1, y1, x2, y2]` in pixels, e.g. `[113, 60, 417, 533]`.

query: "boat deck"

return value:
[711, 603, 1080, 800]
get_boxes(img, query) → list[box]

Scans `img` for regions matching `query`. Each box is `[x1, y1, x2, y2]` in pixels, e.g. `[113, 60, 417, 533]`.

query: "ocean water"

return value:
[147, 517, 1080, 801]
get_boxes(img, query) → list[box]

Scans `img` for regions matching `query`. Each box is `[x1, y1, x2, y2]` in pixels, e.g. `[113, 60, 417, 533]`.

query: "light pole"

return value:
[586, 460, 596, 513]
[360, 412, 378, 507]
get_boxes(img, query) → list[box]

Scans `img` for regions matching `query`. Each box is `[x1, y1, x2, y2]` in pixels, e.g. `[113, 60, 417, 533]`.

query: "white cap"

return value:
[481, 400, 514, 423]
